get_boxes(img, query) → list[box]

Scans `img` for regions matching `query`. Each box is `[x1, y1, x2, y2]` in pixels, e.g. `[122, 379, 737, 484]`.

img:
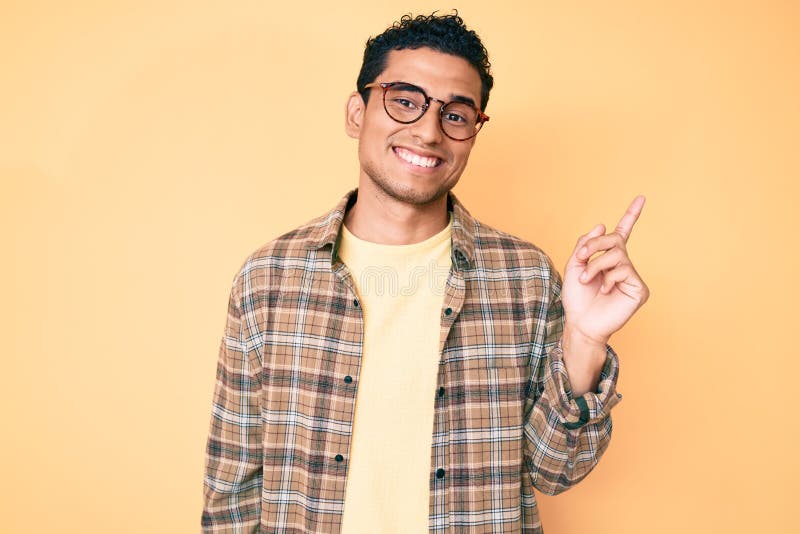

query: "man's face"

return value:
[346, 47, 483, 206]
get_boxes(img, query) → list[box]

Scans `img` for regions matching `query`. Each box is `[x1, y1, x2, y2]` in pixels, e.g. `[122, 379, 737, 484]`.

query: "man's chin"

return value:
[373, 178, 451, 207]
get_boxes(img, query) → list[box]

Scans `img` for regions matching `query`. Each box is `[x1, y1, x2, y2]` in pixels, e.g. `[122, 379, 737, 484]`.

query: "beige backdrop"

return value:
[2, 1, 798, 532]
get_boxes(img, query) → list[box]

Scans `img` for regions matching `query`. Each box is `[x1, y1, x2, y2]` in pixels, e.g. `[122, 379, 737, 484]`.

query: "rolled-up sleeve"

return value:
[523, 266, 622, 496]
[544, 342, 621, 429]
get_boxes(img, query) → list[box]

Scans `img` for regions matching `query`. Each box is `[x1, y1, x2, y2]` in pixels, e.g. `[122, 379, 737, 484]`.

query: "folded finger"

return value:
[580, 248, 626, 284]
[577, 233, 626, 261]
[600, 264, 642, 294]
[569, 224, 605, 265]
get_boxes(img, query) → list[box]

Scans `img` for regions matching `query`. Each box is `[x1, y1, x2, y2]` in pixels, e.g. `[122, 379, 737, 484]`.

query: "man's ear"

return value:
[345, 91, 365, 139]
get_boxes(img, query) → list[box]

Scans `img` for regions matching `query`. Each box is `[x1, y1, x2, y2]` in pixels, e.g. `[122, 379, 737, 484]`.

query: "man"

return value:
[202, 13, 648, 533]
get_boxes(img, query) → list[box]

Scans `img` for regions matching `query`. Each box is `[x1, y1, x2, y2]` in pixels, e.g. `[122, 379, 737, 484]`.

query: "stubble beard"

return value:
[362, 161, 455, 207]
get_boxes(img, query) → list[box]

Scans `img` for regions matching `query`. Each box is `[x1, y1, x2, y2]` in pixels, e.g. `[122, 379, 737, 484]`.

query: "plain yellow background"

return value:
[2, 1, 798, 532]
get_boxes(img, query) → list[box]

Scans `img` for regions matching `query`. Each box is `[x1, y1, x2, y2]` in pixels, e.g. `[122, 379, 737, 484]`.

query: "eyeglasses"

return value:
[362, 81, 489, 141]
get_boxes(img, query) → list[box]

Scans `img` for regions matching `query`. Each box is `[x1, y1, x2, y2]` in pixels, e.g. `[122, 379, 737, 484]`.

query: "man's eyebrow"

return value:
[394, 82, 478, 107]
[394, 82, 426, 92]
[450, 94, 477, 107]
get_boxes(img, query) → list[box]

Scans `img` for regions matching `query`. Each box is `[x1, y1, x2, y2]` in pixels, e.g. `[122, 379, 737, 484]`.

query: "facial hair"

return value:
[360, 154, 457, 207]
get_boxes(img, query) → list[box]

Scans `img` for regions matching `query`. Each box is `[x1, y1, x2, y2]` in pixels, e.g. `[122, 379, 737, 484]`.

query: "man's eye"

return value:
[394, 98, 418, 109]
[443, 112, 467, 124]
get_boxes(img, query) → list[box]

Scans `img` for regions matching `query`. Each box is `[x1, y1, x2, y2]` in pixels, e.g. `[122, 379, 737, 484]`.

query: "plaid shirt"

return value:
[203, 189, 622, 533]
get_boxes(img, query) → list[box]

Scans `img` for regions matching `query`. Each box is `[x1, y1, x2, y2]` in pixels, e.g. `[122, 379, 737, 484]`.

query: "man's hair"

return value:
[356, 12, 494, 111]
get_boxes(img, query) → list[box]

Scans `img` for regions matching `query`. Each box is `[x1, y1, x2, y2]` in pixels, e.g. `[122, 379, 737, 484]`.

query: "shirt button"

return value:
[344, 375, 353, 384]
[436, 468, 445, 479]
[335, 454, 344, 462]
[353, 299, 360, 307]
[438, 386, 445, 398]
[444, 307, 452, 316]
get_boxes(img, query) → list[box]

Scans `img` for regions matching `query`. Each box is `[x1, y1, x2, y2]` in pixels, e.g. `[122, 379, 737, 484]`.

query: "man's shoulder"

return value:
[231, 207, 336, 286]
[253, 210, 330, 257]
[469, 217, 557, 275]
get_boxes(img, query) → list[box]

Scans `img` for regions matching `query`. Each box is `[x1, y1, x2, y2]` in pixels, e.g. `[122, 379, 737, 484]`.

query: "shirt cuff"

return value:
[544, 342, 622, 430]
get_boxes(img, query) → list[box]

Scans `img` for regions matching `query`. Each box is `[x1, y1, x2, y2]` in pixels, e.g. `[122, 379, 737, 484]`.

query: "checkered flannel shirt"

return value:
[202, 189, 622, 533]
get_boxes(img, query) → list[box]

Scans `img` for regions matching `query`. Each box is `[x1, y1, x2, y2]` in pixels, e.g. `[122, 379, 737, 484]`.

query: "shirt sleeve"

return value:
[523, 264, 622, 496]
[202, 271, 263, 532]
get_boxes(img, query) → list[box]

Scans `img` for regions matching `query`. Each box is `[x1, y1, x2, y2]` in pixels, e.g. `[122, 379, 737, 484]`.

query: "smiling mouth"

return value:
[393, 147, 443, 168]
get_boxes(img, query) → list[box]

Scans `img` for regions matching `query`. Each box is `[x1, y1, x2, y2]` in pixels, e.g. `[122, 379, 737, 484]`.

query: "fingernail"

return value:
[580, 271, 588, 282]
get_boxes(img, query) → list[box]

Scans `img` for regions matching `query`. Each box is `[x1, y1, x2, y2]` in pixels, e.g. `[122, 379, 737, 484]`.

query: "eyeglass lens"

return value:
[383, 83, 482, 140]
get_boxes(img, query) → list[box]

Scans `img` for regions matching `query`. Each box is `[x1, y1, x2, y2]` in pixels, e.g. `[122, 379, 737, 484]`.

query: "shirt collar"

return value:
[306, 188, 476, 270]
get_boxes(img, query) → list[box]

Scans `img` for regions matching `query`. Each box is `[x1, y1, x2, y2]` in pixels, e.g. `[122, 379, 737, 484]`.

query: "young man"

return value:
[202, 13, 648, 533]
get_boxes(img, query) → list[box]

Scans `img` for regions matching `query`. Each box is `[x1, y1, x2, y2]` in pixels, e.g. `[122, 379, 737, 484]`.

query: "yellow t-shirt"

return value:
[338, 217, 452, 534]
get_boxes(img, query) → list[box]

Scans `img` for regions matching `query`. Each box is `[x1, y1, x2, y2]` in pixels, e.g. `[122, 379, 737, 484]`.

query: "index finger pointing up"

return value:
[614, 195, 646, 242]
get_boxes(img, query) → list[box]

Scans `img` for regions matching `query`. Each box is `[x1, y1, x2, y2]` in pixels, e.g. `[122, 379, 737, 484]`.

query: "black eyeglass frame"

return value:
[361, 81, 490, 141]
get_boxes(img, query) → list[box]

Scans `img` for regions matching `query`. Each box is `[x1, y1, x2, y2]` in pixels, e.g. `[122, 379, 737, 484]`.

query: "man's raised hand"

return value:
[561, 196, 650, 347]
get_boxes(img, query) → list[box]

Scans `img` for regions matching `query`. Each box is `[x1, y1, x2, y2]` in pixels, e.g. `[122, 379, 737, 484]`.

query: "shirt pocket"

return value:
[443, 342, 533, 371]
[442, 298, 534, 370]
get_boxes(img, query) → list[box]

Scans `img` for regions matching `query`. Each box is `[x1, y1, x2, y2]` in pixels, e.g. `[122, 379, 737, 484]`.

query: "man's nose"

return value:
[409, 104, 443, 144]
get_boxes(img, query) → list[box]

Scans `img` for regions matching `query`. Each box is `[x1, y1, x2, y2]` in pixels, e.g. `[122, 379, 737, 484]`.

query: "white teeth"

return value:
[396, 148, 439, 168]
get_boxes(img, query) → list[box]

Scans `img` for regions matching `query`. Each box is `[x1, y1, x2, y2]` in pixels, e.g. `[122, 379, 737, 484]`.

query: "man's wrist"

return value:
[561, 324, 608, 397]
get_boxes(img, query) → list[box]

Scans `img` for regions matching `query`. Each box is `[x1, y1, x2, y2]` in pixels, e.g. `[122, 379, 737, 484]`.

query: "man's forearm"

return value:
[561, 324, 608, 397]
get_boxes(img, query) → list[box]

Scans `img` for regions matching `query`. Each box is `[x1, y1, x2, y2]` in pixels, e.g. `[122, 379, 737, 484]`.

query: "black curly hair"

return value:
[356, 12, 494, 111]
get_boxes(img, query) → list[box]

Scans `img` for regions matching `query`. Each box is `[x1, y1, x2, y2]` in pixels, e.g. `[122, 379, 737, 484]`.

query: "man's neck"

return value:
[343, 182, 450, 245]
